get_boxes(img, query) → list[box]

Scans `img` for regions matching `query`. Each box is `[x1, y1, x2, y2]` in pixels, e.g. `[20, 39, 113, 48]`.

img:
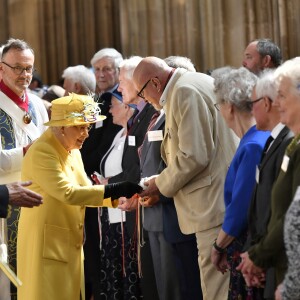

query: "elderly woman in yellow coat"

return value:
[17, 94, 142, 300]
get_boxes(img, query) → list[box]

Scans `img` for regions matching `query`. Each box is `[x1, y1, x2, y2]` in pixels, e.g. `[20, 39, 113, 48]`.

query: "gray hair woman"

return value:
[262, 57, 300, 300]
[210, 67, 270, 298]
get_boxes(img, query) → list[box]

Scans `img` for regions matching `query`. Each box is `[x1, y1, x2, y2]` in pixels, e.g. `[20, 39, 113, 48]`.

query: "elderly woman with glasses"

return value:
[17, 93, 142, 300]
[210, 67, 269, 298]
[234, 58, 300, 300]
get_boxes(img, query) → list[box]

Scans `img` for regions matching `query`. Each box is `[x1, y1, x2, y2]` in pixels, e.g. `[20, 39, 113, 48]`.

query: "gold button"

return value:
[76, 243, 81, 249]
[78, 223, 83, 229]
[80, 205, 84, 210]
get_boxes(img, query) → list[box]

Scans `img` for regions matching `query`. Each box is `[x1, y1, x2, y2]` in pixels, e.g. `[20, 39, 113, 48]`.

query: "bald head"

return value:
[133, 56, 173, 108]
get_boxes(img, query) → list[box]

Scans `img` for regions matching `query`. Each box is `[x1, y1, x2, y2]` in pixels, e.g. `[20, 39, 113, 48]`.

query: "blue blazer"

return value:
[222, 125, 270, 237]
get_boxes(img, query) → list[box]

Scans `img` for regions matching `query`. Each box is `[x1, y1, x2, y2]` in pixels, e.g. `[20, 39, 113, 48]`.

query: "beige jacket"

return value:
[156, 69, 238, 234]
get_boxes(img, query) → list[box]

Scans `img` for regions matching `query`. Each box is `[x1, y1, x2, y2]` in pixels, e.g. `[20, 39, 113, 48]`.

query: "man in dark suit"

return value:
[237, 70, 293, 299]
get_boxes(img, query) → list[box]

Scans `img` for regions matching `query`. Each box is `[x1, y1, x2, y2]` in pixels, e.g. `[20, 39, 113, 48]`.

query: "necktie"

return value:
[138, 111, 160, 158]
[127, 108, 139, 129]
[261, 135, 274, 161]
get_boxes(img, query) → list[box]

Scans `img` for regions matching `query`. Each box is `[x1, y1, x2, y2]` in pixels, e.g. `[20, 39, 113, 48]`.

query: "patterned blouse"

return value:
[282, 186, 300, 299]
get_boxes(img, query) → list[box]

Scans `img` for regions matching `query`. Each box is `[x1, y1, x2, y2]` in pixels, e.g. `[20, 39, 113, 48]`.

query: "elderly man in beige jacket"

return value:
[133, 57, 238, 300]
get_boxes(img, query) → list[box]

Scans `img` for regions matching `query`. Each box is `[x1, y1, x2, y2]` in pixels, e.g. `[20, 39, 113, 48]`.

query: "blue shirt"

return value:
[222, 125, 270, 237]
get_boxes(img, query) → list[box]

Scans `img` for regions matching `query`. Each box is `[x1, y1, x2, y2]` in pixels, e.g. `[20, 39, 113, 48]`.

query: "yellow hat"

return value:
[44, 93, 106, 127]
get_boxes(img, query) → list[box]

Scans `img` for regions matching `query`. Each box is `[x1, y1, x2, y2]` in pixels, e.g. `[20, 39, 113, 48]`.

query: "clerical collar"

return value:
[0, 80, 29, 112]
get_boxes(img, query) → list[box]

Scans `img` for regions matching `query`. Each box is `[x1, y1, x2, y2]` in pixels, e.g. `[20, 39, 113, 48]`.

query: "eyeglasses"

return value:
[214, 103, 221, 111]
[137, 79, 151, 99]
[248, 97, 264, 109]
[1, 61, 35, 75]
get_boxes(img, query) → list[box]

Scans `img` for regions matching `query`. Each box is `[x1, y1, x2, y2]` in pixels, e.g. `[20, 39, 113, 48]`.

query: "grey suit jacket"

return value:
[140, 114, 165, 231]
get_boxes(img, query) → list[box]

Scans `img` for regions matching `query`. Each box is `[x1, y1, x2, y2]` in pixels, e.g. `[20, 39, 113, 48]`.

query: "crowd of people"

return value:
[0, 37, 299, 300]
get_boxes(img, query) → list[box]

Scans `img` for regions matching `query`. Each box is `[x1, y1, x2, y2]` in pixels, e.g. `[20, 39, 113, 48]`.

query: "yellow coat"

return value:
[17, 129, 114, 300]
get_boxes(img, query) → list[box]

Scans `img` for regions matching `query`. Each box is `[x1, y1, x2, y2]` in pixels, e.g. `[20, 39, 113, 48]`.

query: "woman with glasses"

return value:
[232, 58, 300, 300]
[17, 93, 142, 300]
[95, 90, 141, 300]
[210, 67, 269, 299]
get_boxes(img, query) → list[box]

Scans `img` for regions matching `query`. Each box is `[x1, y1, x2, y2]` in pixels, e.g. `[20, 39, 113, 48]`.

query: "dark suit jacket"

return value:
[80, 91, 122, 176]
[246, 126, 293, 297]
[0, 184, 9, 218]
[246, 126, 293, 247]
[108, 102, 156, 184]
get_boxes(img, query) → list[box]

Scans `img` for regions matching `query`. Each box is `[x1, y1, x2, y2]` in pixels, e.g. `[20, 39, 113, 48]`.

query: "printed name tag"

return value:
[281, 155, 290, 172]
[95, 121, 103, 128]
[255, 165, 260, 183]
[108, 208, 126, 224]
[128, 135, 136, 146]
[148, 130, 163, 142]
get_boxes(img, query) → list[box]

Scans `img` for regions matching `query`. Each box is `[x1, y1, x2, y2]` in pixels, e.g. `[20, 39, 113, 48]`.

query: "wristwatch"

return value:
[213, 239, 226, 253]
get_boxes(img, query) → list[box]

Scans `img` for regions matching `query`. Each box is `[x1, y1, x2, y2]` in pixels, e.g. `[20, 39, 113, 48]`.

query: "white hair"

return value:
[255, 69, 277, 101]
[62, 65, 96, 93]
[212, 66, 258, 112]
[119, 56, 143, 80]
[164, 56, 196, 72]
[90, 47, 123, 68]
[274, 57, 300, 95]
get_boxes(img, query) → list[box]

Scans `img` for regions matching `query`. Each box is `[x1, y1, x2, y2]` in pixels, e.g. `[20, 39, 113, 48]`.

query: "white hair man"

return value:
[62, 65, 96, 95]
[83, 48, 125, 300]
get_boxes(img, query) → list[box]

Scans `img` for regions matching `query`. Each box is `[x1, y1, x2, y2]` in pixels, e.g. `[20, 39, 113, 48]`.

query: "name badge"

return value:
[148, 130, 163, 142]
[255, 165, 260, 183]
[128, 135, 136, 146]
[95, 121, 103, 128]
[294, 186, 300, 202]
[281, 155, 290, 172]
[108, 208, 126, 224]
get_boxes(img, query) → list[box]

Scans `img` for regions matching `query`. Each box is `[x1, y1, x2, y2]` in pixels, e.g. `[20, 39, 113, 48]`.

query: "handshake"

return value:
[104, 181, 143, 200]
